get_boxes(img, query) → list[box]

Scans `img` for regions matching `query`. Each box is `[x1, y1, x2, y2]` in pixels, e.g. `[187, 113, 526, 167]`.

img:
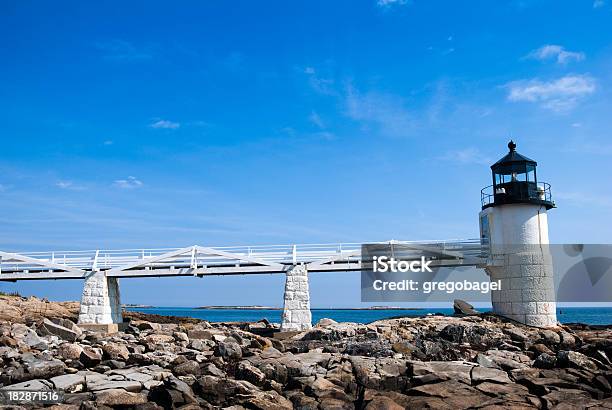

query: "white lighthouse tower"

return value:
[479, 141, 558, 327]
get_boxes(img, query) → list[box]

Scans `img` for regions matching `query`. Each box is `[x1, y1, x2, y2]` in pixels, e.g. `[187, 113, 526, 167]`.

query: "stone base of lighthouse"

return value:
[78, 271, 125, 332]
[485, 247, 557, 327]
[480, 204, 558, 328]
[281, 265, 312, 332]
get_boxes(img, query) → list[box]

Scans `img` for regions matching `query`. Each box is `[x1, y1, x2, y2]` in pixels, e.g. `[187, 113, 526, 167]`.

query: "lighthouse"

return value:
[479, 141, 558, 327]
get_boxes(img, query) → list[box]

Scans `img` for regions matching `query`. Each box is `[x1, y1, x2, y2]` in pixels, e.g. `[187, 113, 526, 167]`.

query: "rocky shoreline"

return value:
[0, 295, 610, 409]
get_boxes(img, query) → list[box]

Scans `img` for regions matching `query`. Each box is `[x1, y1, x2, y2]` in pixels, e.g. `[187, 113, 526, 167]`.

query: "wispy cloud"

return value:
[556, 191, 612, 208]
[345, 86, 414, 137]
[56, 181, 71, 189]
[309, 111, 326, 129]
[0, 184, 5, 192]
[113, 176, 143, 189]
[437, 147, 491, 166]
[526, 45, 585, 64]
[150, 119, 181, 129]
[103, 140, 113, 146]
[376, 0, 410, 7]
[95, 39, 152, 61]
[189, 120, 212, 128]
[505, 75, 596, 112]
[303, 67, 337, 96]
[563, 140, 612, 156]
[593, 0, 605, 8]
[56, 181, 87, 191]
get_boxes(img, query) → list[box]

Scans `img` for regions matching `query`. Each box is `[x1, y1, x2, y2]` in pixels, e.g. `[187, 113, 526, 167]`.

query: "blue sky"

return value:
[1, 0, 611, 307]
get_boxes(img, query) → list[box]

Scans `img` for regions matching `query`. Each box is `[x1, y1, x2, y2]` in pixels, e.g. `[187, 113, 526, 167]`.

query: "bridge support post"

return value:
[280, 264, 312, 332]
[77, 271, 124, 332]
[480, 205, 557, 328]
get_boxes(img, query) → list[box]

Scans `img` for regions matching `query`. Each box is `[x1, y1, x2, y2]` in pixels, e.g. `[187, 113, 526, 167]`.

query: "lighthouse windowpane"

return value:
[526, 165, 535, 182]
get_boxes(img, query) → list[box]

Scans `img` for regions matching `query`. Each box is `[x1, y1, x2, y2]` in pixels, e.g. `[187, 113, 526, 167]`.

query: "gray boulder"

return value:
[217, 340, 242, 360]
[25, 358, 65, 379]
[102, 342, 130, 361]
[58, 342, 84, 360]
[453, 299, 479, 315]
[39, 318, 80, 342]
[80, 347, 103, 368]
[534, 353, 557, 369]
[11, 324, 48, 350]
[557, 350, 598, 371]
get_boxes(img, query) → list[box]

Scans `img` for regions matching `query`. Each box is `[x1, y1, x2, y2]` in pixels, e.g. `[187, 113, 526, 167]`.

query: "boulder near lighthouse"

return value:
[480, 141, 558, 327]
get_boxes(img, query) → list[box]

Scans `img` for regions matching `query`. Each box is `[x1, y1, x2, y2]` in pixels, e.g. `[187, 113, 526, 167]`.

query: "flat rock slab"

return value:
[88, 379, 142, 392]
[1, 379, 53, 391]
[471, 366, 512, 384]
[50, 374, 86, 392]
[95, 388, 148, 406]
[411, 361, 474, 385]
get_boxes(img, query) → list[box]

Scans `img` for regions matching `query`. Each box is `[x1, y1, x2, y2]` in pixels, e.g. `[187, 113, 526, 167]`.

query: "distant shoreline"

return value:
[123, 304, 154, 308]
[130, 306, 425, 311]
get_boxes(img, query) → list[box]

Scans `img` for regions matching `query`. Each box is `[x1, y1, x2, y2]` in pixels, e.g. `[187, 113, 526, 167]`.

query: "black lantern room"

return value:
[481, 141, 555, 210]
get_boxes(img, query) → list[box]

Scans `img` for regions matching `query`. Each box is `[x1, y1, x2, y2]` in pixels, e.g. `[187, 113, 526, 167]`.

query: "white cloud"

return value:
[56, 181, 73, 189]
[309, 111, 325, 129]
[438, 148, 491, 166]
[113, 176, 143, 189]
[103, 140, 113, 145]
[345, 86, 414, 137]
[506, 75, 596, 112]
[593, 0, 605, 8]
[150, 119, 180, 129]
[56, 180, 86, 191]
[527, 45, 585, 64]
[377, 0, 409, 7]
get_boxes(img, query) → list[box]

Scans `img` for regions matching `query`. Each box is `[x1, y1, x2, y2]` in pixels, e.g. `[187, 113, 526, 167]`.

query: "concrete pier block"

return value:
[78, 271, 123, 327]
[281, 265, 312, 332]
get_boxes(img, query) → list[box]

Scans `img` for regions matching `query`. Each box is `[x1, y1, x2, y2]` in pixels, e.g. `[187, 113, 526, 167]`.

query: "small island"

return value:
[196, 305, 280, 310]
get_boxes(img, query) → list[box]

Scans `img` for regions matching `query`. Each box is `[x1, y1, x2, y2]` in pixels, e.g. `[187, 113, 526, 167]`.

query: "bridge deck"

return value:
[0, 239, 486, 280]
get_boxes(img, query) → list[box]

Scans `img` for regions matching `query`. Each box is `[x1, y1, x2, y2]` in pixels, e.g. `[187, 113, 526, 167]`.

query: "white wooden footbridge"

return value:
[0, 239, 485, 280]
[0, 240, 486, 332]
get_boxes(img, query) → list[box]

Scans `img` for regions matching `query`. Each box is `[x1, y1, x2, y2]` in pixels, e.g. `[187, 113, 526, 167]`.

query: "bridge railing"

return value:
[0, 239, 486, 276]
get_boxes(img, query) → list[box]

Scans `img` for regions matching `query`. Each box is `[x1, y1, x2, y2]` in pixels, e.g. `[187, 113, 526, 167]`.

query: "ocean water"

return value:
[125, 307, 612, 326]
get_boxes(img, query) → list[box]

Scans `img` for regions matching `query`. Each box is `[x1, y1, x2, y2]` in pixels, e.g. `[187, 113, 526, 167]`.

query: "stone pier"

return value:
[77, 271, 124, 332]
[280, 264, 312, 332]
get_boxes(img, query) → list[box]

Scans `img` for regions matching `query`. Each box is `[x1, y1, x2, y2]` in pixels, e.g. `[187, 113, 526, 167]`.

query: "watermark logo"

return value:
[360, 243, 612, 303]
[373, 255, 433, 273]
